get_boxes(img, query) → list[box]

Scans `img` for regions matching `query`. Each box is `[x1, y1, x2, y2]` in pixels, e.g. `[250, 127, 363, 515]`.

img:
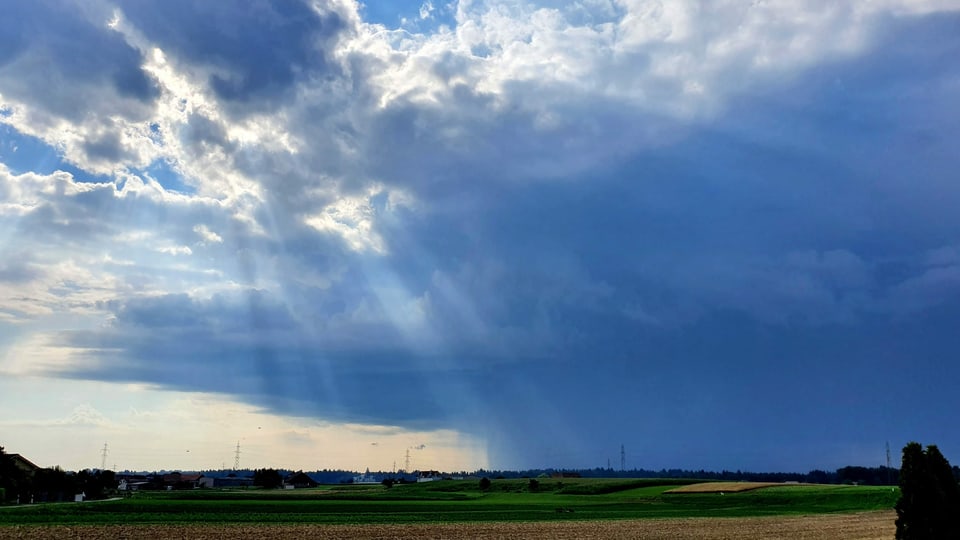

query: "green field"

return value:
[0, 479, 898, 526]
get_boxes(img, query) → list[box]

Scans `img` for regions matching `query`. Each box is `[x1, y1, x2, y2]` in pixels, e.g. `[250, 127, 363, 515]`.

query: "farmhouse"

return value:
[162, 472, 204, 489]
[213, 476, 254, 488]
[198, 477, 216, 488]
[8, 454, 41, 477]
[417, 470, 443, 482]
[284, 471, 318, 488]
[117, 476, 151, 491]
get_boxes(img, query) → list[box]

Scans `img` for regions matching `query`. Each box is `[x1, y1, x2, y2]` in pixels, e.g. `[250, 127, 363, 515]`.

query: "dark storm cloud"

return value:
[59, 290, 482, 428]
[0, 0, 157, 121]
[117, 0, 349, 112]
[7, 3, 960, 472]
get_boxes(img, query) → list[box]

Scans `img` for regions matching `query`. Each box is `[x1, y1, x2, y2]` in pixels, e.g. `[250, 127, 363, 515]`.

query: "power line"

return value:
[234, 441, 241, 470]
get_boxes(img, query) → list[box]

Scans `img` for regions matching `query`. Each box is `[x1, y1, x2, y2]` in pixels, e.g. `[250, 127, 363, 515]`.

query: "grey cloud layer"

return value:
[2, 2, 960, 469]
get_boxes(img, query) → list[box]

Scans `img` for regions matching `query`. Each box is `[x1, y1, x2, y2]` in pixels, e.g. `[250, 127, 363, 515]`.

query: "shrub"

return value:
[478, 477, 491, 491]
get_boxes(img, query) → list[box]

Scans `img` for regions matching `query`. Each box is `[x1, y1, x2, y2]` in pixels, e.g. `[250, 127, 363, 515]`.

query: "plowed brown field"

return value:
[666, 482, 797, 493]
[0, 510, 894, 539]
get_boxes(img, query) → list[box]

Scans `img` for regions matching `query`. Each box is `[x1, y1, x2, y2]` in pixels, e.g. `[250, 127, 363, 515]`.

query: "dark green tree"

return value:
[253, 468, 283, 489]
[77, 469, 117, 499]
[479, 477, 491, 491]
[32, 466, 75, 502]
[895, 442, 960, 539]
[896, 442, 931, 539]
[76, 470, 93, 498]
[925, 446, 960, 537]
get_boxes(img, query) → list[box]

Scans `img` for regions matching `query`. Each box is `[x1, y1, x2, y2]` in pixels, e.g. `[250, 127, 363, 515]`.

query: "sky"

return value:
[1, 0, 960, 475]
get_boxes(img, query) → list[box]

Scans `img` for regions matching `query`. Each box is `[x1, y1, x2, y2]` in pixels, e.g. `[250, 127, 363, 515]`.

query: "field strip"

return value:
[0, 510, 895, 539]
[665, 481, 807, 493]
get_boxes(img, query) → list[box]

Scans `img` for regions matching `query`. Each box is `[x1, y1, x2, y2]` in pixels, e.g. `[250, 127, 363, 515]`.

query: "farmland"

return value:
[666, 481, 808, 493]
[0, 512, 895, 539]
[0, 478, 897, 532]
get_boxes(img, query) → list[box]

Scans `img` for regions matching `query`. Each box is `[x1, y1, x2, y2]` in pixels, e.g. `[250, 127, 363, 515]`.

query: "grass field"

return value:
[0, 478, 899, 527]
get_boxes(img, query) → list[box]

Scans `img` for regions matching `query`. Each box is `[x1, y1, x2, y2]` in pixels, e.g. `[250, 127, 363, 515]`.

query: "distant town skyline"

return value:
[2, 1, 960, 473]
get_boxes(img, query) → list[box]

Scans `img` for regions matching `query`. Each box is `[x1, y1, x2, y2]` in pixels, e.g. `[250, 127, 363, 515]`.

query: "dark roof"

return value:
[163, 472, 203, 483]
[9, 454, 41, 473]
[285, 472, 318, 486]
[213, 477, 254, 487]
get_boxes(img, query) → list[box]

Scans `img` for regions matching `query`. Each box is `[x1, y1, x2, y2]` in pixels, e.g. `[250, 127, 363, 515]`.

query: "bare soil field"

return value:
[0, 510, 894, 539]
[666, 481, 797, 493]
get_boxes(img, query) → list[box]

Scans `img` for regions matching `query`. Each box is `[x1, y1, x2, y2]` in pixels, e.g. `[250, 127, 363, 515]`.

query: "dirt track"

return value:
[0, 511, 895, 539]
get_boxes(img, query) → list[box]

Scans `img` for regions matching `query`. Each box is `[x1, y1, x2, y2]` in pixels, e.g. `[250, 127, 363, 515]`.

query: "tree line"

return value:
[471, 465, 914, 485]
[1, 447, 116, 503]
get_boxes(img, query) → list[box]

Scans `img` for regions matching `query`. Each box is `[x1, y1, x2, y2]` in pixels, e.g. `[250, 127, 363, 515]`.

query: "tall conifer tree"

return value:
[895, 442, 960, 539]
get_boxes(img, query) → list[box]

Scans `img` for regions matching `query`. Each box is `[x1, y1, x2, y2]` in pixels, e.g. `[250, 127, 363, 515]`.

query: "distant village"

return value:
[2, 446, 907, 505]
[116, 468, 459, 492]
[2, 448, 486, 503]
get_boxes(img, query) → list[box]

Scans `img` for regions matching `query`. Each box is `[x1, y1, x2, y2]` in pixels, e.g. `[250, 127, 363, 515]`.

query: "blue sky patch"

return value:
[360, 0, 456, 30]
[136, 159, 195, 195]
[0, 123, 64, 176]
[0, 123, 112, 183]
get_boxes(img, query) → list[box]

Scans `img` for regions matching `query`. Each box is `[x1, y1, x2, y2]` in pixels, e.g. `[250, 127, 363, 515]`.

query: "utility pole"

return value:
[886, 441, 892, 485]
[405, 448, 411, 473]
[620, 444, 625, 472]
[234, 441, 241, 471]
[100, 443, 109, 470]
